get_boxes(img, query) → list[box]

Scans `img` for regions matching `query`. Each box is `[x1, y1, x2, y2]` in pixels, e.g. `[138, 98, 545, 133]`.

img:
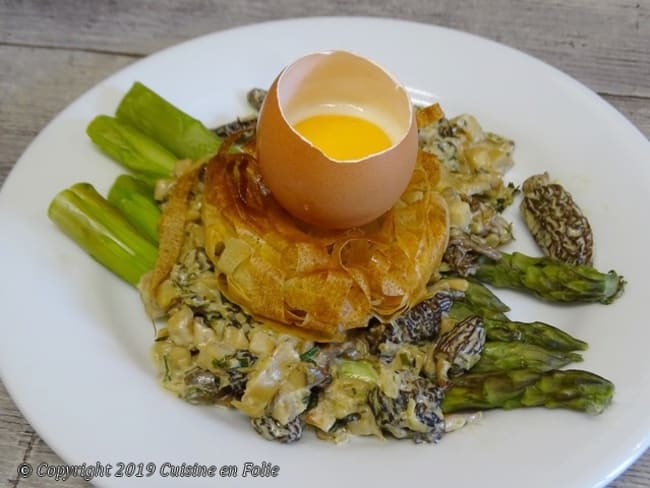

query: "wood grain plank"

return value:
[0, 45, 136, 185]
[612, 454, 650, 488]
[0, 382, 90, 487]
[19, 438, 89, 488]
[0, 0, 649, 97]
[602, 94, 650, 138]
[0, 47, 647, 190]
[0, 382, 35, 488]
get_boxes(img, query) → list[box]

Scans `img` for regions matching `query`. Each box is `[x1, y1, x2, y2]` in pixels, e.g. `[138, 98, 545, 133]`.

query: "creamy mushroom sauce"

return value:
[150, 110, 516, 444]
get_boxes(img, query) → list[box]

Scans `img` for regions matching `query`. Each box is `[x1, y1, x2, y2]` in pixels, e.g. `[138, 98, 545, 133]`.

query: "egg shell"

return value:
[256, 50, 419, 229]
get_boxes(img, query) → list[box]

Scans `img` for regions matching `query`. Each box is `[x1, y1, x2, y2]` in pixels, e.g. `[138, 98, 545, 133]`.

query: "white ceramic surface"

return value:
[1, 17, 649, 488]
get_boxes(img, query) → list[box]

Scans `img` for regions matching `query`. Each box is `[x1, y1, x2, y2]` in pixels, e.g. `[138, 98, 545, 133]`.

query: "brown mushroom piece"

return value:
[432, 315, 486, 384]
[520, 172, 593, 265]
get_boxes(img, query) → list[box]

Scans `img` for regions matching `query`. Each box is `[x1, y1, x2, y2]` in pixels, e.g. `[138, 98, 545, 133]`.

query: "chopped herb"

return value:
[212, 350, 257, 370]
[299, 346, 320, 362]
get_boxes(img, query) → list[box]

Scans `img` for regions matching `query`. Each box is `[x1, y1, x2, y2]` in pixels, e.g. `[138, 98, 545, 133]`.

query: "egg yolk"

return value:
[293, 114, 392, 160]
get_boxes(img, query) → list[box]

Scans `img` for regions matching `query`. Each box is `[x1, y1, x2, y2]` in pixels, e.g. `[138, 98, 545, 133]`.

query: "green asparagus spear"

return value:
[449, 299, 508, 322]
[445, 280, 510, 321]
[464, 280, 510, 313]
[87, 115, 177, 178]
[108, 174, 161, 244]
[473, 252, 625, 304]
[442, 369, 614, 415]
[48, 183, 157, 286]
[484, 318, 587, 352]
[449, 303, 587, 352]
[116, 82, 221, 160]
[471, 341, 582, 374]
[447, 302, 474, 322]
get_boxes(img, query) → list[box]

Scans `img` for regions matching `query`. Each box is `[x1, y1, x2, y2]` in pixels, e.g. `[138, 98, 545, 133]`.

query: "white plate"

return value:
[1, 17, 649, 488]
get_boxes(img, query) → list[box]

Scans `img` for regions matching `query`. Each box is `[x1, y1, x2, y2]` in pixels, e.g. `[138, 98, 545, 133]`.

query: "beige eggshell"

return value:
[256, 50, 418, 229]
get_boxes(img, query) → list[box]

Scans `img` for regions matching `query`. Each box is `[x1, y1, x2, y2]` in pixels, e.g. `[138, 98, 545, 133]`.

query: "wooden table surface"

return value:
[1, 1, 649, 486]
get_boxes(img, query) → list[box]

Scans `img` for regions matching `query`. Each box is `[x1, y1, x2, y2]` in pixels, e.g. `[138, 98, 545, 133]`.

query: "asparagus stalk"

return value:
[471, 341, 582, 374]
[338, 359, 612, 415]
[108, 174, 162, 244]
[445, 281, 509, 321]
[473, 252, 625, 304]
[448, 303, 587, 352]
[48, 183, 157, 286]
[447, 302, 478, 322]
[449, 298, 508, 322]
[442, 369, 614, 415]
[463, 280, 510, 313]
[116, 81, 222, 160]
[87, 115, 177, 178]
[484, 317, 587, 352]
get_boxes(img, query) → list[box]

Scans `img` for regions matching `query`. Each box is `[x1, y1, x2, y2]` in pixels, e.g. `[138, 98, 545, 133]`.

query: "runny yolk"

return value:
[292, 114, 392, 160]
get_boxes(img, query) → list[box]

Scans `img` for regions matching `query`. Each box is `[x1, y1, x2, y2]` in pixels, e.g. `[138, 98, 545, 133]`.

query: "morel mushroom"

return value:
[520, 172, 593, 265]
